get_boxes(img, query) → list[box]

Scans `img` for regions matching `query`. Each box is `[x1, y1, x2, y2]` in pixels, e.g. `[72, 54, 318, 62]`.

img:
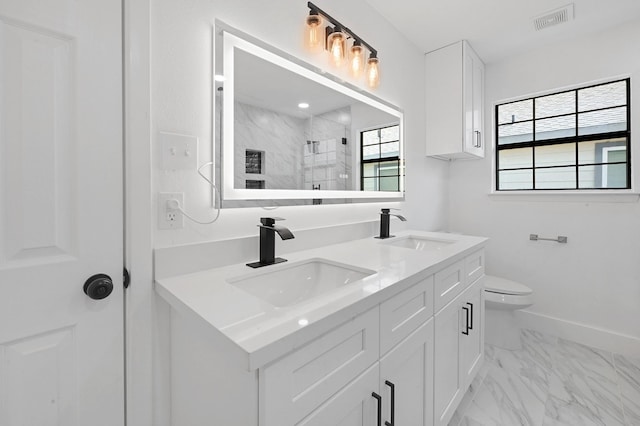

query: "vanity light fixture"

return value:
[350, 41, 365, 77]
[304, 9, 323, 51]
[305, 2, 380, 88]
[326, 26, 347, 67]
[298, 102, 310, 109]
[366, 55, 380, 88]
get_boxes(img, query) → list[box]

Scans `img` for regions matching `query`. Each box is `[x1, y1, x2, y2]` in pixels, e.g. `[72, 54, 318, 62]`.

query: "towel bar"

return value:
[529, 234, 567, 243]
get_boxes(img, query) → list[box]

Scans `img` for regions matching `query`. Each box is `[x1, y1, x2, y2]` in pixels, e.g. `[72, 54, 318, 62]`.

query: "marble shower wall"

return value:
[304, 107, 353, 191]
[234, 101, 306, 190]
[233, 101, 353, 191]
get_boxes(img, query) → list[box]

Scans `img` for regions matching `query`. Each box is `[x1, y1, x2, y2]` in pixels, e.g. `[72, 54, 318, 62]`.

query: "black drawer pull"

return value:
[384, 380, 395, 426]
[461, 306, 470, 335]
[372, 392, 382, 426]
[467, 302, 474, 330]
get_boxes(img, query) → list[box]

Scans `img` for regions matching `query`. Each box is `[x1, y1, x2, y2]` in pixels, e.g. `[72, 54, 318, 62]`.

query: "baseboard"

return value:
[515, 310, 640, 358]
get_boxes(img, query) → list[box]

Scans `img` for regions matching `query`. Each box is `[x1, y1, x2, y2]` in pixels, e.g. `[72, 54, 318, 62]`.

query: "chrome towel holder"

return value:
[530, 234, 568, 243]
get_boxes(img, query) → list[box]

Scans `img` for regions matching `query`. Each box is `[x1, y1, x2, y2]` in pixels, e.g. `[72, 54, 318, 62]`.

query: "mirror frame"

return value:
[219, 25, 405, 201]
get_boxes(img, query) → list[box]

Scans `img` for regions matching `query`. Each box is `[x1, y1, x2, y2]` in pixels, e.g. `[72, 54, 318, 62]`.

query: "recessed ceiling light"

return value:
[214, 74, 226, 82]
[298, 102, 310, 109]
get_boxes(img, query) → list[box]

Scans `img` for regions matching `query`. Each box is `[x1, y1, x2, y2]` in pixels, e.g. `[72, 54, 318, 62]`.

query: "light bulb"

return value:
[304, 14, 323, 51]
[350, 43, 365, 78]
[327, 30, 346, 67]
[366, 56, 380, 88]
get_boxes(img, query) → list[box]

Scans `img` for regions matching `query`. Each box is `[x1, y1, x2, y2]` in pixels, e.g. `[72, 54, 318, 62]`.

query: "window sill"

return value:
[487, 191, 640, 203]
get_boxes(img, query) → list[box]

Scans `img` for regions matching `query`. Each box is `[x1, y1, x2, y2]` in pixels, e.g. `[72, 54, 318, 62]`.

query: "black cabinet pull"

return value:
[384, 380, 395, 426]
[372, 392, 382, 426]
[467, 302, 474, 330]
[461, 306, 470, 335]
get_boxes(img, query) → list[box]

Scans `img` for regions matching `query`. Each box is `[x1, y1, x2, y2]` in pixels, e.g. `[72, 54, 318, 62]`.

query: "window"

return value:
[360, 125, 402, 191]
[496, 79, 630, 191]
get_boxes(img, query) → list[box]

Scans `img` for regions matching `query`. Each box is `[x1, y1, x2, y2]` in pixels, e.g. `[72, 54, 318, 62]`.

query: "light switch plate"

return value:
[160, 132, 198, 170]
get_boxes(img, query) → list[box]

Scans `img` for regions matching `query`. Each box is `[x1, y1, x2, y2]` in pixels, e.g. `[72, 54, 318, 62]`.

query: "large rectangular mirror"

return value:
[216, 24, 404, 202]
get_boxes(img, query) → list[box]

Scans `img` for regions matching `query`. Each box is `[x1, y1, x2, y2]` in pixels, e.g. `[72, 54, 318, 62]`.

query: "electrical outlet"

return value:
[158, 192, 184, 229]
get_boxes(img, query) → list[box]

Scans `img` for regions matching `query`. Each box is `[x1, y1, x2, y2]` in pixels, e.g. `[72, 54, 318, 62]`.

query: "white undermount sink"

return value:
[383, 235, 455, 251]
[227, 258, 376, 308]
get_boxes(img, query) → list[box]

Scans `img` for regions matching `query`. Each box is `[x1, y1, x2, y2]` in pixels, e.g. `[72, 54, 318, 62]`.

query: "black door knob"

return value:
[83, 273, 114, 300]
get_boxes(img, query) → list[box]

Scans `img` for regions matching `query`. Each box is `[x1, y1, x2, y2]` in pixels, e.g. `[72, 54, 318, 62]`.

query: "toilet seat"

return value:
[484, 275, 532, 296]
[484, 275, 533, 310]
[484, 275, 534, 350]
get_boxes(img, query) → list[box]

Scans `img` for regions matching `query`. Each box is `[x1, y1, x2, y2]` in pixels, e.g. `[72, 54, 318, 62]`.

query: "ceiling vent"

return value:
[534, 4, 574, 31]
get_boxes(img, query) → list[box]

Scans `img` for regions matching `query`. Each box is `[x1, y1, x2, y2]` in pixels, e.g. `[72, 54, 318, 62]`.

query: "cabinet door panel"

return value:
[425, 42, 464, 157]
[298, 364, 378, 426]
[472, 52, 484, 153]
[425, 40, 484, 159]
[460, 278, 484, 383]
[380, 319, 434, 426]
[434, 298, 464, 426]
[463, 42, 485, 158]
[463, 50, 475, 154]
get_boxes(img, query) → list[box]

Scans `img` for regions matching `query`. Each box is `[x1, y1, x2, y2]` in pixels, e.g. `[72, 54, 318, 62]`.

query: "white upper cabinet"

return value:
[425, 40, 485, 159]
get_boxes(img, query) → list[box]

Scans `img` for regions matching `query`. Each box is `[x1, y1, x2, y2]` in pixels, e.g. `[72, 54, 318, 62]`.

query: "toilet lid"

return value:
[484, 275, 532, 295]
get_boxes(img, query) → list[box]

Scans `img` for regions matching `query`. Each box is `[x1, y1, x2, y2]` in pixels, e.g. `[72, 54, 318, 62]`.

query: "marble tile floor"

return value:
[449, 329, 640, 426]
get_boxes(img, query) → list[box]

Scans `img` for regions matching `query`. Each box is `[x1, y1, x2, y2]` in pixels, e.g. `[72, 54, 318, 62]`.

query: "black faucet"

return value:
[246, 217, 295, 268]
[376, 208, 407, 239]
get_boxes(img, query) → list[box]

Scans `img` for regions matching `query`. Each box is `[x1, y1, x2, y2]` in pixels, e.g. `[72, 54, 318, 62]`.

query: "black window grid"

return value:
[360, 125, 402, 192]
[495, 78, 631, 191]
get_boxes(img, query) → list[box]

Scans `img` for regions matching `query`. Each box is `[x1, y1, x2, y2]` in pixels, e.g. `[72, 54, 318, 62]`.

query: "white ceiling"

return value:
[364, 0, 640, 63]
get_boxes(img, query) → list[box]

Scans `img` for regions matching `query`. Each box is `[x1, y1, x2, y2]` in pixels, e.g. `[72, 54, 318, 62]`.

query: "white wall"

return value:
[152, 0, 448, 248]
[449, 20, 640, 349]
[148, 1, 448, 424]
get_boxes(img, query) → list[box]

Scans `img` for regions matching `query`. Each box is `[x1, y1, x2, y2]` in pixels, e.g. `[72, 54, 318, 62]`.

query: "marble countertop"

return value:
[155, 230, 487, 370]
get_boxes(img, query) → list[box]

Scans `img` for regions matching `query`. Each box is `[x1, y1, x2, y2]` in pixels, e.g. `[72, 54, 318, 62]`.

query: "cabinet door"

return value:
[434, 297, 465, 426]
[462, 43, 484, 158]
[460, 277, 485, 384]
[472, 51, 484, 157]
[298, 364, 379, 426]
[425, 41, 464, 157]
[380, 319, 434, 426]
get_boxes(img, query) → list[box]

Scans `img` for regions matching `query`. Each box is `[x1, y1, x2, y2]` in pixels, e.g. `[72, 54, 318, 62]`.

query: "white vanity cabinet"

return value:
[297, 319, 434, 426]
[263, 276, 435, 426]
[433, 251, 485, 426]
[161, 235, 486, 426]
[425, 40, 485, 159]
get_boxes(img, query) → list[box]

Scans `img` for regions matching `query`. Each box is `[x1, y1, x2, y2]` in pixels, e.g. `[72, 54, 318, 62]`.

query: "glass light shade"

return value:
[350, 44, 365, 78]
[366, 57, 380, 88]
[304, 15, 323, 51]
[327, 31, 346, 67]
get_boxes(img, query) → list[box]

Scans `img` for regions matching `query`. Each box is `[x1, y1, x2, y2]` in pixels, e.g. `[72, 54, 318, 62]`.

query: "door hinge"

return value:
[123, 267, 131, 289]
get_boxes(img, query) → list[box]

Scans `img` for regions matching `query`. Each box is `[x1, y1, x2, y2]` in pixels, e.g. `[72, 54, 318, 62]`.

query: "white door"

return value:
[0, 0, 124, 424]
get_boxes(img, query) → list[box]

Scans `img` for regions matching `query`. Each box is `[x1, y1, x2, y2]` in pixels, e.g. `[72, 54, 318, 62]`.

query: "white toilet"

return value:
[484, 275, 534, 350]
